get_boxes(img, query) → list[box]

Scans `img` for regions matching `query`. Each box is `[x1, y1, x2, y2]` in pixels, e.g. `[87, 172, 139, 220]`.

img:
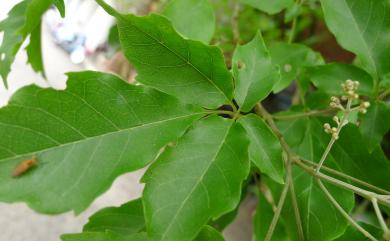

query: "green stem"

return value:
[295, 159, 390, 207]
[372, 197, 389, 235]
[273, 108, 335, 120]
[300, 159, 390, 195]
[205, 109, 235, 118]
[378, 89, 390, 100]
[317, 180, 378, 241]
[288, 0, 304, 43]
[316, 99, 352, 174]
[288, 17, 298, 44]
[264, 171, 291, 241]
[289, 169, 305, 241]
[256, 103, 303, 240]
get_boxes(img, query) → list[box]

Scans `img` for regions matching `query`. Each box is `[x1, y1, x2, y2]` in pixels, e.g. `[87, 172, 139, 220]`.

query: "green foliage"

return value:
[0, 0, 64, 87]
[143, 116, 249, 241]
[0, 71, 203, 213]
[83, 198, 145, 235]
[360, 101, 390, 151]
[239, 114, 284, 183]
[98, 1, 232, 108]
[269, 42, 323, 93]
[308, 63, 374, 96]
[0, 0, 390, 241]
[321, 0, 390, 80]
[163, 0, 216, 43]
[239, 0, 293, 14]
[233, 32, 280, 112]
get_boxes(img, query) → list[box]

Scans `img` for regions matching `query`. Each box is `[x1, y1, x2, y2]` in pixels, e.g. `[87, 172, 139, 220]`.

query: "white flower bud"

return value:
[362, 102, 370, 108]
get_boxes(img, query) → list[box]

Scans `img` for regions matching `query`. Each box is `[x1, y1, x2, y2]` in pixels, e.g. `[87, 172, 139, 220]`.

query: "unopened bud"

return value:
[362, 102, 370, 108]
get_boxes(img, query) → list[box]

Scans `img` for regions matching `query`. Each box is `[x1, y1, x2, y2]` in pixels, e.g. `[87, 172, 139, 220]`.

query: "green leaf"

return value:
[143, 115, 250, 241]
[276, 117, 355, 241]
[253, 191, 290, 241]
[0, 0, 46, 86]
[194, 226, 225, 241]
[290, 167, 354, 241]
[307, 63, 374, 96]
[329, 125, 390, 192]
[233, 32, 280, 112]
[61, 232, 147, 241]
[334, 223, 383, 241]
[163, 0, 216, 43]
[239, 0, 293, 14]
[83, 198, 145, 235]
[360, 101, 390, 151]
[97, 0, 233, 109]
[0, 71, 203, 214]
[269, 43, 323, 93]
[26, 21, 45, 77]
[239, 114, 285, 184]
[320, 0, 390, 78]
[53, 0, 66, 17]
[279, 115, 390, 193]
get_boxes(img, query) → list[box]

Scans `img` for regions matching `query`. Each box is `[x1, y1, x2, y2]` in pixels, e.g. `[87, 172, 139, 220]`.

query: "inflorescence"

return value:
[323, 79, 370, 140]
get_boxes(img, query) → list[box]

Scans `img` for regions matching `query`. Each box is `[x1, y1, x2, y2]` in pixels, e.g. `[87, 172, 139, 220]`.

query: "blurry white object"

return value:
[45, 0, 115, 64]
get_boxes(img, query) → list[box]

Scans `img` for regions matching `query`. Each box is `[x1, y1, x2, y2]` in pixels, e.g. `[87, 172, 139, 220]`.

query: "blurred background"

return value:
[0, 1, 253, 240]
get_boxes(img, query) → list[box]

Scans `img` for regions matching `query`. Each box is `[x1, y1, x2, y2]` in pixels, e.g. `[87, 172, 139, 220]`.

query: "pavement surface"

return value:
[0, 2, 252, 241]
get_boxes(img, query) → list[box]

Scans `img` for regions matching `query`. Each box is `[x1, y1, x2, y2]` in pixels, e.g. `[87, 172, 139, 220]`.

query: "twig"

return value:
[372, 197, 390, 236]
[317, 180, 378, 241]
[272, 108, 335, 120]
[288, 170, 305, 241]
[294, 159, 390, 207]
[264, 172, 291, 241]
[316, 98, 352, 174]
[378, 89, 390, 100]
[288, 0, 304, 43]
[300, 158, 390, 195]
[256, 103, 304, 241]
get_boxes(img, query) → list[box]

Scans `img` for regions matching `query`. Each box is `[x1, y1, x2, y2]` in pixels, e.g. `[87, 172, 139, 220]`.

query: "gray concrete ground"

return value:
[0, 2, 252, 241]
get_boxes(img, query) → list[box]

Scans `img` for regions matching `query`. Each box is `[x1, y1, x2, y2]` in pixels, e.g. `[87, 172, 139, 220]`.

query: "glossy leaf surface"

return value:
[97, 1, 233, 108]
[143, 116, 249, 241]
[233, 33, 280, 112]
[0, 71, 203, 214]
[321, 0, 390, 78]
[239, 114, 284, 183]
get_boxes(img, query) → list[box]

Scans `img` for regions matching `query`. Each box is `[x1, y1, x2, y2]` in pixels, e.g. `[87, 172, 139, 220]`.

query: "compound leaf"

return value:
[0, 71, 203, 214]
[143, 115, 249, 241]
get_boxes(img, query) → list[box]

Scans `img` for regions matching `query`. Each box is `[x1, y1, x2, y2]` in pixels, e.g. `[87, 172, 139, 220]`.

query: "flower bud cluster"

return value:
[341, 79, 359, 100]
[323, 123, 339, 139]
[325, 80, 370, 140]
[359, 101, 370, 114]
